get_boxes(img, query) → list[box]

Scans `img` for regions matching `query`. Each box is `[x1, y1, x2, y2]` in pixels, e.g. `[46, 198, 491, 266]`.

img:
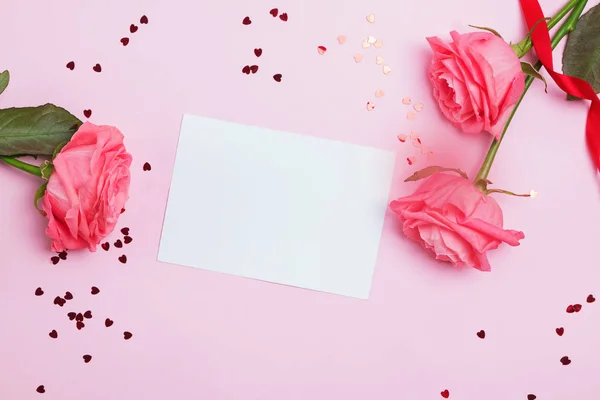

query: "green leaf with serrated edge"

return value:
[521, 62, 548, 92]
[52, 141, 69, 160]
[468, 25, 503, 39]
[563, 4, 600, 101]
[0, 104, 81, 156]
[34, 182, 48, 215]
[404, 166, 468, 183]
[0, 71, 9, 96]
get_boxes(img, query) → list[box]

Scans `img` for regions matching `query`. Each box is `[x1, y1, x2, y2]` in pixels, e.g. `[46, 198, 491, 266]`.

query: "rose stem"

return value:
[0, 156, 42, 177]
[473, 0, 588, 191]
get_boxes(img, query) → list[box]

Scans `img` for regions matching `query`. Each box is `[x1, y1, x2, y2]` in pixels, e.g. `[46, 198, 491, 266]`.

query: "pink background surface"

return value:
[1, 0, 599, 399]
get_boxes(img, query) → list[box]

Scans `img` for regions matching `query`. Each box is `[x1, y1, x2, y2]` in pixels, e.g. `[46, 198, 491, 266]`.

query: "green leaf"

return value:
[40, 160, 54, 180]
[468, 25, 503, 39]
[0, 104, 81, 156]
[562, 3, 600, 101]
[34, 182, 48, 215]
[404, 166, 468, 183]
[0, 70, 9, 96]
[521, 62, 548, 92]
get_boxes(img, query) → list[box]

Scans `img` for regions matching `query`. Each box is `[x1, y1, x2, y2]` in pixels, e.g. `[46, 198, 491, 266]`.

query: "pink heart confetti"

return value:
[374, 39, 383, 48]
[337, 35, 347, 44]
[353, 54, 363, 63]
[366, 101, 375, 111]
[402, 96, 412, 105]
[397, 134, 407, 143]
[317, 46, 327, 55]
[382, 65, 392, 75]
[375, 89, 384, 97]
[407, 111, 417, 120]
[414, 103, 424, 112]
[361, 40, 371, 49]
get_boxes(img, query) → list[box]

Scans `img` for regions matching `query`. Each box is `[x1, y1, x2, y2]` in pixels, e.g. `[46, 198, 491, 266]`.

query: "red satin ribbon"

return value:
[520, 0, 600, 171]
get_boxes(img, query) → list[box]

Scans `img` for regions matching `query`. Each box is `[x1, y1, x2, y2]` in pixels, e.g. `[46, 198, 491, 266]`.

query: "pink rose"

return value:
[42, 122, 132, 252]
[389, 172, 524, 271]
[427, 31, 525, 139]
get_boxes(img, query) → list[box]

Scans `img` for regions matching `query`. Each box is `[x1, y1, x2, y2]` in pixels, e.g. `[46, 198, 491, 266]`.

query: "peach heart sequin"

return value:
[366, 14, 375, 23]
[337, 35, 347, 44]
[407, 111, 417, 120]
[382, 65, 392, 75]
[367, 36, 377, 44]
[414, 103, 424, 112]
[375, 89, 384, 97]
[376, 56, 384, 65]
[353, 54, 363, 63]
[374, 39, 383, 48]
[397, 134, 407, 143]
[317, 46, 327, 55]
[366, 101, 375, 111]
[402, 96, 412, 105]
[361, 40, 371, 49]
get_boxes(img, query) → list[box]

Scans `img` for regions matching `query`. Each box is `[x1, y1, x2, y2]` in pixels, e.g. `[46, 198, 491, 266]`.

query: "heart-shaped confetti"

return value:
[317, 46, 327, 55]
[476, 330, 485, 339]
[119, 255, 128, 264]
[366, 14, 375, 23]
[130, 24, 138, 33]
[120, 37, 130, 46]
[273, 74, 282, 82]
[242, 16, 251, 25]
[91, 286, 100, 295]
[93, 64, 102, 73]
[560, 356, 571, 365]
[407, 157, 416, 166]
[35, 287, 44, 296]
[83, 109, 92, 118]
[53, 296, 66, 307]
[402, 96, 412, 105]
[367, 36, 377, 44]
[105, 318, 114, 327]
[67, 312, 76, 321]
[566, 305, 575, 313]
[140, 15, 149, 24]
[269, 8, 278, 17]
[375, 56, 384, 65]
[51, 256, 60, 265]
[101, 242, 110, 251]
[337, 35, 346, 44]
[114, 239, 123, 249]
[407, 111, 417, 120]
[353, 54, 363, 63]
[441, 389, 450, 398]
[361, 40, 370, 49]
[36, 385, 45, 394]
[414, 103, 424, 112]
[76, 321, 85, 330]
[84, 311, 92, 319]
[76, 313, 84, 322]
[279, 13, 288, 22]
[375, 89, 384, 97]
[49, 330, 58, 339]
[527, 395, 537, 400]
[587, 294, 595, 303]
[64, 292, 73, 300]
[143, 162, 152, 171]
[556, 327, 564, 336]
[124, 331, 133, 340]
[66, 61, 75, 70]
[83, 355, 92, 363]
[121, 227, 130, 235]
[573, 303, 582, 312]
[242, 65, 251, 75]
[374, 39, 383, 48]
[397, 134, 407, 143]
[254, 48, 262, 57]
[412, 138, 422, 147]
[124, 236, 133, 244]
[249, 65, 259, 74]
[382, 65, 392, 75]
[366, 102, 375, 111]
[58, 252, 68, 260]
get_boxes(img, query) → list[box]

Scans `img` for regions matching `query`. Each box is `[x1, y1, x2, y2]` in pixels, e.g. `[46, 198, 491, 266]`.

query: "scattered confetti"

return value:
[273, 74, 282, 82]
[114, 239, 123, 249]
[476, 330, 485, 339]
[36, 385, 45, 394]
[120, 37, 130, 46]
[527, 395, 537, 400]
[101, 242, 110, 251]
[361, 40, 370, 49]
[121, 227, 130, 235]
[279, 13, 288, 22]
[143, 162, 152, 171]
[254, 48, 262, 57]
[556, 327, 564, 336]
[402, 96, 412, 105]
[412, 138, 422, 147]
[83, 109, 92, 119]
[66, 61, 75, 70]
[76, 321, 85, 330]
[105, 318, 114, 327]
[397, 134, 407, 143]
[249, 65, 258, 74]
[375, 56, 384, 65]
[337, 35, 347, 44]
[560, 356, 571, 365]
[374, 39, 383, 48]
[76, 313, 84, 322]
[83, 355, 92, 363]
[58, 251, 68, 260]
[51, 256, 60, 265]
[410, 131, 419, 140]
[64, 291, 73, 300]
[317, 46, 327, 55]
[414, 103, 424, 112]
[124, 236, 133, 244]
[269, 8, 278, 17]
[441, 389, 450, 398]
[93, 64, 102, 73]
[48, 330, 58, 339]
[367, 36, 377, 44]
[382, 65, 392, 75]
[366, 101, 375, 111]
[353, 54, 363, 63]
[140, 15, 149, 24]
[53, 296, 66, 307]
[407, 157, 416, 166]
[91, 286, 100, 295]
[119, 255, 128, 264]
[366, 14, 375, 23]
[587, 294, 596, 303]
[84, 311, 92, 319]
[35, 287, 44, 296]
[375, 89, 384, 97]
[123, 331, 133, 340]
[242, 65, 251, 75]
[407, 111, 417, 120]
[574, 303, 582, 312]
[529, 189, 538, 198]
[67, 312, 76, 321]
[130, 24, 138, 34]
[242, 16, 252, 25]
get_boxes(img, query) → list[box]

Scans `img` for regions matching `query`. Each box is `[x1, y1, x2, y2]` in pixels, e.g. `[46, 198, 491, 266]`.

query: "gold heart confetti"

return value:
[366, 14, 375, 23]
[383, 65, 392, 75]
[376, 56, 385, 65]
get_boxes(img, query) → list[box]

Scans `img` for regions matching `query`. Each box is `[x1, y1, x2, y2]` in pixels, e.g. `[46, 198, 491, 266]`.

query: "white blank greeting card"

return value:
[158, 115, 395, 299]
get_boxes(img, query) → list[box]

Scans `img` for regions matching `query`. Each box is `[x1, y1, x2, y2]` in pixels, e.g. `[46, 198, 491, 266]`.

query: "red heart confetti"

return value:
[121, 208, 126, 214]
[83, 109, 92, 118]
[35, 287, 44, 296]
[93, 64, 102, 73]
[441, 389, 450, 398]
[566, 305, 575, 313]
[476, 330, 485, 339]
[317, 46, 327, 55]
[76, 321, 85, 330]
[273, 73, 282, 82]
[58, 251, 68, 260]
[67, 312, 76, 321]
[83, 354, 92, 363]
[573, 304, 582, 312]
[53, 296, 66, 307]
[91, 286, 100, 295]
[84, 311, 92, 319]
[130, 24, 138, 33]
[587, 294, 595, 303]
[121, 227, 130, 235]
[242, 65, 251, 75]
[76, 313, 84, 322]
[249, 65, 259, 74]
[119, 255, 128, 264]
[64, 291, 73, 300]
[143, 162, 152, 171]
[114, 239, 123, 249]
[101, 242, 110, 251]
[120, 37, 130, 46]
[560, 356, 571, 365]
[140, 15, 149, 24]
[51, 256, 60, 265]
[279, 12, 288, 21]
[36, 385, 45, 394]
[269, 8, 278, 17]
[105, 318, 114, 328]
[48, 330, 58, 339]
[556, 327, 564, 336]
[254, 48, 263, 57]
[66, 61, 75, 70]
[242, 16, 251, 25]
[124, 236, 133, 244]
[123, 331, 133, 340]
[527, 395, 537, 400]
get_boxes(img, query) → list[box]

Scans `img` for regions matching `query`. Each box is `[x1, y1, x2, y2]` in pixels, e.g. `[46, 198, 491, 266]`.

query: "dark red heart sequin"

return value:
[254, 48, 262, 57]
[566, 305, 575, 313]
[587, 294, 595, 303]
[93, 64, 102, 73]
[76, 321, 85, 330]
[140, 15, 149, 24]
[121, 227, 130, 235]
[64, 292, 73, 300]
[279, 13, 288, 21]
[242, 65, 251, 75]
[114, 239, 123, 248]
[35, 287, 44, 296]
[84, 311, 92, 319]
[83, 354, 92, 363]
[119, 255, 128, 264]
[527, 395, 536, 400]
[560, 356, 571, 365]
[58, 251, 68, 260]
[83, 109, 92, 118]
[124, 236, 133, 244]
[123, 331, 133, 340]
[273, 74, 282, 82]
[573, 304, 582, 312]
[49, 330, 58, 339]
[249, 65, 259, 74]
[556, 327, 564, 336]
[476, 330, 485, 339]
[101, 242, 110, 251]
[53, 296, 66, 307]
[120, 37, 129, 46]
[66, 61, 75, 70]
[67, 312, 76, 321]
[242, 16, 251, 25]
[105, 318, 114, 327]
[130, 24, 138, 33]
[76, 313, 84, 322]
[269, 8, 278, 17]
[121, 208, 126, 214]
[51, 256, 60, 265]
[36, 385, 45, 393]
[143, 162, 152, 171]
[91, 286, 100, 295]
[441, 389, 449, 398]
